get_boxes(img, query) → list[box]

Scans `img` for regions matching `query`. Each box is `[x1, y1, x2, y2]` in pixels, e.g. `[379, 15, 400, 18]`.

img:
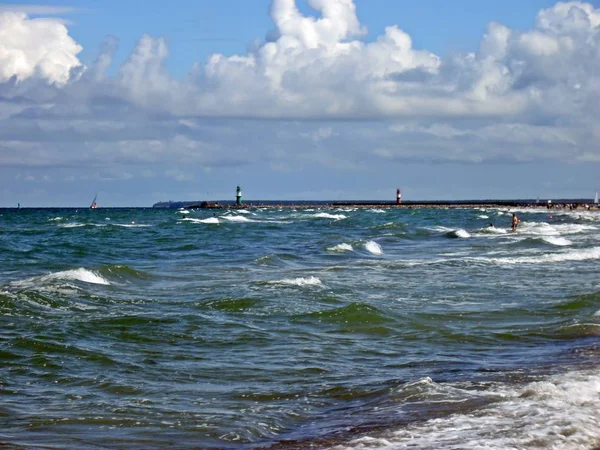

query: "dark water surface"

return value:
[0, 206, 599, 449]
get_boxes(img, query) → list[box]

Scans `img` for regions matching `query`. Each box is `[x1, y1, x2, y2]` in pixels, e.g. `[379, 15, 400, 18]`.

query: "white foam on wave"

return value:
[114, 223, 151, 228]
[427, 226, 454, 233]
[313, 212, 347, 220]
[481, 226, 508, 234]
[370, 209, 386, 214]
[58, 223, 85, 228]
[42, 268, 111, 285]
[477, 214, 489, 219]
[519, 222, 596, 236]
[9, 268, 111, 289]
[340, 368, 600, 450]
[178, 209, 190, 214]
[49, 217, 64, 221]
[269, 276, 322, 286]
[328, 243, 354, 252]
[542, 236, 572, 246]
[184, 217, 220, 224]
[454, 229, 470, 238]
[477, 247, 600, 265]
[365, 241, 383, 255]
[223, 215, 254, 222]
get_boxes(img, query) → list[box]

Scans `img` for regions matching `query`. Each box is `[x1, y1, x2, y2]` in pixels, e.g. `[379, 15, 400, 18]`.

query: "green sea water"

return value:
[0, 206, 599, 449]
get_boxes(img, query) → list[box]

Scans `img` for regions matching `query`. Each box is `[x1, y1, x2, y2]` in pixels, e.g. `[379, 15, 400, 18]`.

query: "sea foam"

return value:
[185, 217, 220, 224]
[328, 243, 354, 252]
[343, 369, 600, 450]
[10, 268, 111, 288]
[481, 247, 600, 265]
[269, 276, 322, 286]
[541, 236, 572, 246]
[365, 241, 383, 255]
[313, 213, 347, 220]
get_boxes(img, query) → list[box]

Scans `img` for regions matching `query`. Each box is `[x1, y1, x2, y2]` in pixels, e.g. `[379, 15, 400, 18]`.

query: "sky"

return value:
[0, 0, 599, 207]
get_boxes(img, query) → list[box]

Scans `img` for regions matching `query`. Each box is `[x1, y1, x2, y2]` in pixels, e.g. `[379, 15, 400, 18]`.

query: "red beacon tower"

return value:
[396, 188, 402, 204]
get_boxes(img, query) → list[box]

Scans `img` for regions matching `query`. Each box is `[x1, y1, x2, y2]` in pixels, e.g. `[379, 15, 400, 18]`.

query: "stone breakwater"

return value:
[155, 199, 599, 210]
[236, 202, 599, 211]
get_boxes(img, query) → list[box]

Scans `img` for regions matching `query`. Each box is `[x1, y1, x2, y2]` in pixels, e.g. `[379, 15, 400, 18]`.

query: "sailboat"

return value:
[90, 194, 98, 209]
[595, 192, 599, 205]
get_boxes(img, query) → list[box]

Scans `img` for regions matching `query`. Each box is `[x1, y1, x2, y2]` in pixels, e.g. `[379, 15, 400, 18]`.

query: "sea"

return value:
[0, 205, 598, 449]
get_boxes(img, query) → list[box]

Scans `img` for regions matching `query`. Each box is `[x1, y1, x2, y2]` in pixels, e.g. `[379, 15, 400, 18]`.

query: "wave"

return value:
[519, 222, 596, 236]
[344, 368, 600, 450]
[364, 241, 383, 255]
[313, 213, 347, 220]
[295, 303, 392, 328]
[541, 236, 572, 246]
[268, 276, 322, 286]
[113, 223, 150, 227]
[57, 222, 86, 228]
[202, 297, 262, 312]
[427, 226, 471, 238]
[478, 215, 489, 219]
[327, 243, 354, 252]
[41, 268, 110, 285]
[184, 217, 220, 224]
[8, 268, 111, 290]
[223, 215, 255, 223]
[480, 226, 508, 234]
[439, 228, 470, 238]
[475, 247, 600, 265]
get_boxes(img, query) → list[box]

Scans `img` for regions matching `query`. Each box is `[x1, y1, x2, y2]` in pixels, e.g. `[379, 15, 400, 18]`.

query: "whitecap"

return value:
[41, 268, 111, 285]
[478, 215, 489, 219]
[223, 215, 253, 223]
[481, 226, 508, 234]
[184, 217, 219, 224]
[475, 247, 600, 265]
[541, 236, 572, 246]
[58, 223, 85, 228]
[114, 223, 151, 227]
[327, 243, 354, 252]
[365, 240, 383, 255]
[454, 229, 471, 238]
[313, 213, 347, 220]
[9, 268, 112, 288]
[370, 209, 386, 214]
[178, 209, 190, 215]
[269, 276, 322, 286]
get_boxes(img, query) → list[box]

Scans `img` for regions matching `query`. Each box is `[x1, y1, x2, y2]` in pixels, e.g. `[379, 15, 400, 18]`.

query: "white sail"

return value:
[90, 193, 98, 209]
[595, 192, 599, 205]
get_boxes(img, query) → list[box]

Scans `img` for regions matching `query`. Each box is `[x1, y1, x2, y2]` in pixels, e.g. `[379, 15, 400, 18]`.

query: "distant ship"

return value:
[90, 194, 98, 209]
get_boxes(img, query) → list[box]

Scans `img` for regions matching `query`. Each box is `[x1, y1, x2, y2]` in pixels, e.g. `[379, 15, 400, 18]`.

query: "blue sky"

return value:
[0, 0, 599, 206]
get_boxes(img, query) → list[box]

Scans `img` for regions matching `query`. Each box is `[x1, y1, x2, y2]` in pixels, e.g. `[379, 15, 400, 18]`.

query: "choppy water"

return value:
[0, 206, 599, 449]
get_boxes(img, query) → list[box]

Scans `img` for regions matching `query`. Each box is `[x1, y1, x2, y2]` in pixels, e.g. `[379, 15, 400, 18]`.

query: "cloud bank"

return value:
[0, 0, 598, 204]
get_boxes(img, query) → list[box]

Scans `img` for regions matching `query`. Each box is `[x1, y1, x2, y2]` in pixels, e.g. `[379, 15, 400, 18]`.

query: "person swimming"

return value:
[511, 213, 518, 232]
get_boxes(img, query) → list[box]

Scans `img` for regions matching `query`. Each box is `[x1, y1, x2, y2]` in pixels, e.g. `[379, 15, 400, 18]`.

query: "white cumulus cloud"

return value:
[0, 11, 82, 84]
